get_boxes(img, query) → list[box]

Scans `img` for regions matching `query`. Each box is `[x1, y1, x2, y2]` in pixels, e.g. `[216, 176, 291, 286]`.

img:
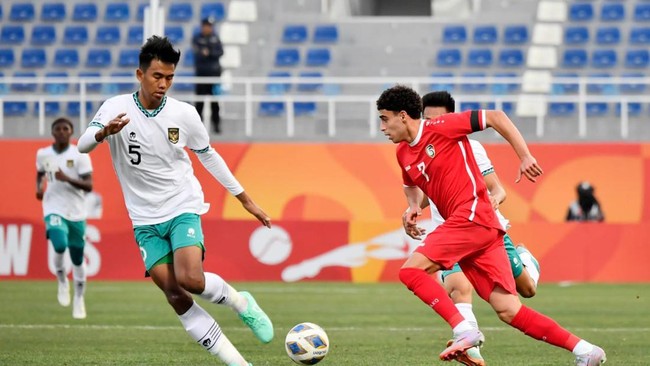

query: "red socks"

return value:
[399, 268, 464, 328]
[510, 305, 580, 351]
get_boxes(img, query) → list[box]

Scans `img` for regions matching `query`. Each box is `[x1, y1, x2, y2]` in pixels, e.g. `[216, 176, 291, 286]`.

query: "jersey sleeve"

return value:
[77, 152, 93, 176]
[35, 149, 45, 172]
[185, 105, 211, 153]
[469, 139, 494, 176]
[402, 168, 416, 187]
[433, 110, 487, 140]
[88, 99, 115, 130]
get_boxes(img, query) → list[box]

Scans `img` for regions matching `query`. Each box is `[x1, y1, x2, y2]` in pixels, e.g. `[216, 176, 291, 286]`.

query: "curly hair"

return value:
[421, 90, 455, 113]
[51, 117, 74, 131]
[376, 85, 422, 119]
[139, 35, 181, 71]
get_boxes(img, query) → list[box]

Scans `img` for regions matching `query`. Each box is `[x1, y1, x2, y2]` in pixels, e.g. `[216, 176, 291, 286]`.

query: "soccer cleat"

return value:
[440, 329, 485, 362]
[72, 295, 86, 319]
[516, 244, 540, 273]
[237, 291, 274, 343]
[445, 340, 486, 366]
[575, 346, 607, 366]
[57, 277, 70, 307]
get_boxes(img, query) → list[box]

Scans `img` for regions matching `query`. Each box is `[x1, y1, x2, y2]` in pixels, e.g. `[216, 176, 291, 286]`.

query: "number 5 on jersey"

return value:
[129, 144, 141, 165]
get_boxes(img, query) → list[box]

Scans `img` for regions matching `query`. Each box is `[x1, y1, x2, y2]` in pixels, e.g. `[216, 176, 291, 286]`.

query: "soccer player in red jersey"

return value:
[377, 85, 606, 366]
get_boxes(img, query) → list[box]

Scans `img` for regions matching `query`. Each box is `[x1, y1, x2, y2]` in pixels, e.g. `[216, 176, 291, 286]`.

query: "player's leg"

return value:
[515, 241, 540, 290]
[44, 214, 70, 307]
[67, 219, 87, 319]
[503, 234, 537, 298]
[169, 213, 273, 344]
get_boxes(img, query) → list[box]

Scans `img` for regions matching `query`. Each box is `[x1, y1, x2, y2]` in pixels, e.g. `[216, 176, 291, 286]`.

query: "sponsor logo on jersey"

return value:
[129, 131, 137, 141]
[66, 159, 74, 167]
[168, 128, 179, 144]
[426, 144, 435, 158]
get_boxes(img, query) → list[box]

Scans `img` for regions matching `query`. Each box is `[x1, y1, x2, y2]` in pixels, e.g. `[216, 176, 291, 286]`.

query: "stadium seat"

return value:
[499, 49, 524, 67]
[12, 71, 37, 92]
[473, 25, 497, 44]
[625, 49, 650, 68]
[171, 71, 194, 92]
[0, 49, 15, 67]
[437, 49, 462, 67]
[137, 3, 146, 22]
[109, 71, 135, 93]
[259, 102, 285, 116]
[596, 27, 621, 45]
[0, 5, 3, 21]
[31, 25, 56, 45]
[266, 71, 291, 94]
[127, 26, 143, 45]
[620, 72, 646, 93]
[306, 48, 331, 67]
[63, 26, 88, 44]
[105, 3, 130, 22]
[283, 25, 308, 43]
[616, 102, 642, 116]
[586, 73, 615, 94]
[459, 102, 481, 111]
[54, 49, 80, 68]
[4, 102, 28, 116]
[564, 26, 589, 44]
[586, 102, 609, 116]
[41, 3, 66, 21]
[492, 72, 519, 94]
[67, 101, 93, 116]
[313, 25, 338, 43]
[227, 1, 257, 22]
[72, 3, 97, 21]
[168, 3, 193, 22]
[1, 25, 25, 44]
[442, 25, 467, 44]
[569, 3, 594, 21]
[461, 72, 487, 92]
[184, 49, 194, 67]
[86, 49, 112, 68]
[219, 23, 249, 44]
[118, 49, 140, 68]
[552, 72, 579, 94]
[294, 102, 316, 116]
[634, 3, 650, 22]
[600, 2, 624, 22]
[549, 102, 576, 116]
[591, 49, 617, 68]
[21, 49, 46, 68]
[467, 49, 493, 67]
[96, 26, 121, 44]
[9, 3, 34, 21]
[165, 26, 184, 44]
[503, 25, 529, 44]
[78, 71, 102, 92]
[562, 49, 588, 68]
[275, 48, 300, 67]
[630, 27, 650, 44]
[201, 3, 226, 22]
[34, 101, 61, 116]
[485, 101, 514, 115]
[297, 71, 323, 92]
[430, 72, 455, 92]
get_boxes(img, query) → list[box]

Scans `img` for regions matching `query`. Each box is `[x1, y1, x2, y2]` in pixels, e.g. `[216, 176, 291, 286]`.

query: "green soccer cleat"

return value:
[238, 291, 274, 343]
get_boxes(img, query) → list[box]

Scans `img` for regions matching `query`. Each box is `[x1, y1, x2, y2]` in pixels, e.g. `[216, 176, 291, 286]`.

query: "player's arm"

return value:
[78, 113, 130, 153]
[54, 172, 93, 192]
[483, 171, 506, 209]
[401, 186, 428, 240]
[36, 171, 45, 200]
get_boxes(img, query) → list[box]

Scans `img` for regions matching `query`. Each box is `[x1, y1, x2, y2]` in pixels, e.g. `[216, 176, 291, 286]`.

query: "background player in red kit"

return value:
[376, 85, 606, 366]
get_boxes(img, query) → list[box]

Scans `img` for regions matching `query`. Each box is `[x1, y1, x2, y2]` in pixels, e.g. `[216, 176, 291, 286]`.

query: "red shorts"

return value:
[415, 216, 516, 301]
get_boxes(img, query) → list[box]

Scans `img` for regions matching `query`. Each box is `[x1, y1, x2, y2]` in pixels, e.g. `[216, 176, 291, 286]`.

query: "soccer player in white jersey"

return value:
[78, 36, 272, 366]
[36, 117, 93, 319]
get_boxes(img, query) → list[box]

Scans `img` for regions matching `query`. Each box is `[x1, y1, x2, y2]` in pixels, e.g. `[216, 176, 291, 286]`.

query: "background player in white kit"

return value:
[78, 36, 272, 366]
[36, 117, 93, 319]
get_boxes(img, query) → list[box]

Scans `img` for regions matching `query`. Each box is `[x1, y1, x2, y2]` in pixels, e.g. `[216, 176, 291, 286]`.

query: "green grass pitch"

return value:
[0, 281, 647, 365]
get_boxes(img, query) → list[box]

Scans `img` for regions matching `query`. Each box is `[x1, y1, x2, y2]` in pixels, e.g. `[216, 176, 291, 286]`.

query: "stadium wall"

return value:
[1, 141, 648, 283]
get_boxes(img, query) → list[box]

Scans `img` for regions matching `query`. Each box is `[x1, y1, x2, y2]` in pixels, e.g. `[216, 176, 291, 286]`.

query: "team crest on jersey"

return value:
[426, 144, 435, 158]
[168, 128, 179, 144]
[66, 159, 74, 167]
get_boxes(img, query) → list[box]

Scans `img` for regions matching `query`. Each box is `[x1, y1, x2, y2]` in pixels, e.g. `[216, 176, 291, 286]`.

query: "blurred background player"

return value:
[35, 117, 93, 319]
[78, 36, 272, 366]
[566, 181, 605, 222]
[192, 17, 224, 134]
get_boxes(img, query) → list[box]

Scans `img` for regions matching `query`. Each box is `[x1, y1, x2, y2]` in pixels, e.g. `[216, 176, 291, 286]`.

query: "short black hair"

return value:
[421, 91, 455, 113]
[51, 117, 73, 131]
[376, 85, 422, 119]
[139, 35, 181, 71]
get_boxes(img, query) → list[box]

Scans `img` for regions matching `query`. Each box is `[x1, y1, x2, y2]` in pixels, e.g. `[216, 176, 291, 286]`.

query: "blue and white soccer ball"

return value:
[285, 322, 330, 365]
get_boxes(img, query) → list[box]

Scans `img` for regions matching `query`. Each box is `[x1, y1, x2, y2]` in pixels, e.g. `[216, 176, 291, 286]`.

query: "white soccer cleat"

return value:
[575, 346, 606, 366]
[72, 296, 86, 319]
[57, 278, 70, 307]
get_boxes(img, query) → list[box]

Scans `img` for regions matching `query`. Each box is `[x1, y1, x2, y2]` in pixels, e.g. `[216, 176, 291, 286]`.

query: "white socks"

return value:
[455, 303, 479, 330]
[54, 252, 66, 283]
[519, 251, 540, 286]
[200, 272, 248, 313]
[178, 301, 247, 365]
[72, 263, 86, 298]
[572, 340, 595, 355]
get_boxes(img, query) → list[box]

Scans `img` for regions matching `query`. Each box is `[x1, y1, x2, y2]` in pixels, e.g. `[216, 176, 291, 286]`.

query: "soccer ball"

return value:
[285, 322, 330, 365]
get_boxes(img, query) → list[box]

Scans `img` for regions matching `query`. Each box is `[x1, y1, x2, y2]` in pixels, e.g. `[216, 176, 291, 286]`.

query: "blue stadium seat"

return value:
[564, 26, 589, 44]
[78, 71, 102, 92]
[634, 3, 650, 22]
[184, 49, 194, 67]
[168, 3, 193, 22]
[119, 49, 140, 67]
[586, 102, 609, 116]
[31, 25, 56, 45]
[282, 25, 308, 43]
[172, 71, 195, 92]
[0, 72, 6, 95]
[586, 73, 615, 94]
[437, 49, 462, 67]
[0, 49, 14, 67]
[105, 3, 130, 22]
[1, 25, 25, 44]
[430, 72, 454, 91]
[562, 49, 588, 68]
[596, 27, 620, 45]
[297, 71, 323, 92]
[259, 102, 285, 116]
[549, 102, 576, 116]
[591, 49, 617, 68]
[313, 25, 338, 43]
[165, 26, 184, 44]
[54, 49, 79, 68]
[266, 71, 291, 94]
[127, 26, 143, 45]
[498, 49, 524, 67]
[86, 49, 112, 68]
[459, 102, 481, 111]
[600, 2, 625, 22]
[34, 101, 61, 116]
[616, 102, 642, 116]
[473, 26, 497, 44]
[620, 72, 646, 93]
[461, 72, 487, 92]
[569, 3, 594, 21]
[10, 3, 34, 21]
[442, 25, 467, 44]
[67, 101, 93, 116]
[41, 3, 66, 21]
[64, 26, 88, 44]
[4, 102, 28, 116]
[201, 3, 225, 22]
[630, 27, 650, 44]
[12, 71, 37, 92]
[467, 49, 493, 67]
[96, 26, 121, 44]
[21, 49, 46, 68]
[306, 48, 331, 67]
[503, 25, 528, 45]
[105, 72, 135, 94]
[552, 72, 579, 94]
[0, 5, 3, 21]
[492, 72, 519, 94]
[275, 48, 300, 67]
[294, 102, 316, 116]
[137, 3, 146, 21]
[73, 3, 97, 21]
[485, 101, 514, 115]
[625, 49, 649, 68]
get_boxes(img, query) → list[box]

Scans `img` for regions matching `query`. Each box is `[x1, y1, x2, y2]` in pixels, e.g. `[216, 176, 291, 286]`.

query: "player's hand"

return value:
[516, 155, 543, 183]
[404, 207, 421, 227]
[242, 201, 271, 228]
[36, 191, 43, 200]
[100, 113, 130, 140]
[54, 169, 69, 182]
[402, 208, 425, 239]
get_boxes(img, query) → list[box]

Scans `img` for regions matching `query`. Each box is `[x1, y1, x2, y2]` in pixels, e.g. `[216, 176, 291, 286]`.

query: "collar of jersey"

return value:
[132, 91, 166, 118]
[409, 119, 425, 147]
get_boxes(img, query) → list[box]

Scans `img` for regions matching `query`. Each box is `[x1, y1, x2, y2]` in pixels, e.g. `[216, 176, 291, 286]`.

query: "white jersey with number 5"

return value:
[89, 93, 212, 225]
[428, 139, 510, 231]
[35, 144, 93, 221]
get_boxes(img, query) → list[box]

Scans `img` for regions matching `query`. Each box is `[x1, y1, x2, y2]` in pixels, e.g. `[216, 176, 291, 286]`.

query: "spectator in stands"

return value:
[566, 181, 605, 222]
[192, 17, 224, 134]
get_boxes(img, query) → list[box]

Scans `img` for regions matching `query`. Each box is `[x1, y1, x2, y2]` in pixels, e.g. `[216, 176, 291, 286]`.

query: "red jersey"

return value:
[396, 110, 502, 231]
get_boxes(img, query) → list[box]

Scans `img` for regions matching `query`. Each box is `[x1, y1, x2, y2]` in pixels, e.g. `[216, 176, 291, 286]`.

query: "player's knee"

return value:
[518, 285, 536, 298]
[163, 287, 193, 310]
[176, 272, 205, 294]
[495, 307, 518, 323]
[398, 267, 420, 289]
